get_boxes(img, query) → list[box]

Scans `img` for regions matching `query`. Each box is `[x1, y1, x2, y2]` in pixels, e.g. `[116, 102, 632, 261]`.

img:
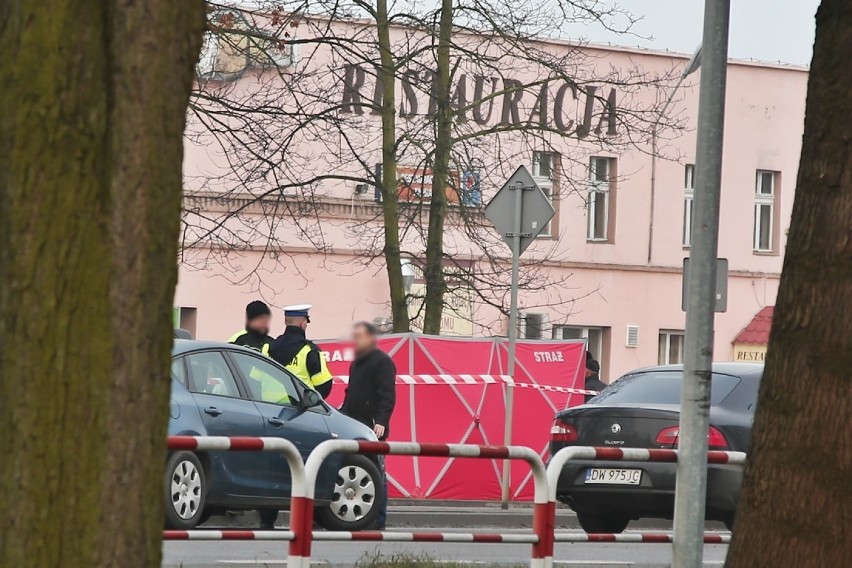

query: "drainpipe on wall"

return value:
[647, 46, 702, 264]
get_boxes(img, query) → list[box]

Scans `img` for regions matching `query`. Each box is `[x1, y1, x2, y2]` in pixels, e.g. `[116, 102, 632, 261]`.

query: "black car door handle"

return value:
[267, 418, 285, 427]
[204, 406, 223, 417]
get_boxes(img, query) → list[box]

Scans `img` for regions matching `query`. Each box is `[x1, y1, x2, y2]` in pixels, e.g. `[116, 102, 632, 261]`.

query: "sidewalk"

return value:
[203, 500, 579, 529]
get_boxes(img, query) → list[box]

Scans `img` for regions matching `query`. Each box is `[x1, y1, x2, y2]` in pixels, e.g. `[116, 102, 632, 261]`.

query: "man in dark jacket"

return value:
[229, 300, 274, 355]
[584, 358, 607, 402]
[340, 321, 396, 529]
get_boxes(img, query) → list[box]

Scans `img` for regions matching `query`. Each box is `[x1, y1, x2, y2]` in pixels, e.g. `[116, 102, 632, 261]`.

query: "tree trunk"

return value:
[726, 1, 852, 565]
[376, 0, 410, 333]
[422, 0, 454, 335]
[0, 1, 204, 567]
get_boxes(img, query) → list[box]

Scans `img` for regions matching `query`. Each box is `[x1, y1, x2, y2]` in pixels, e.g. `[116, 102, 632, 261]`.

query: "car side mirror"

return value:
[301, 389, 322, 409]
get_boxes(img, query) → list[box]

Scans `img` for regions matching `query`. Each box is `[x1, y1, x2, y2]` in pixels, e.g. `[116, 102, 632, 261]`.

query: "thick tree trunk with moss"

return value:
[0, 1, 204, 567]
[421, 0, 454, 335]
[375, 0, 410, 333]
[725, 1, 852, 565]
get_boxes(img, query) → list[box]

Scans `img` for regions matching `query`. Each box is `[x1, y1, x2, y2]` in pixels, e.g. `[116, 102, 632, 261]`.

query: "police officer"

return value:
[268, 305, 333, 398]
[229, 300, 274, 355]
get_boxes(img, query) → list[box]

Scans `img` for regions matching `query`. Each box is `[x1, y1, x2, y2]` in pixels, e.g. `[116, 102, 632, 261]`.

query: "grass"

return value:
[355, 551, 523, 568]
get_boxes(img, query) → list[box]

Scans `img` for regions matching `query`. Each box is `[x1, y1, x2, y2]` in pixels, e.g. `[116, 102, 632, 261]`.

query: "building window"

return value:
[683, 164, 695, 247]
[553, 325, 609, 379]
[522, 312, 548, 339]
[173, 306, 197, 338]
[658, 330, 685, 365]
[587, 157, 614, 242]
[754, 170, 778, 253]
[532, 151, 556, 237]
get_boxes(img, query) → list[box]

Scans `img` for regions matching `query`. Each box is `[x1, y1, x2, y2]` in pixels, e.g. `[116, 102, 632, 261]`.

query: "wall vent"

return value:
[625, 325, 640, 348]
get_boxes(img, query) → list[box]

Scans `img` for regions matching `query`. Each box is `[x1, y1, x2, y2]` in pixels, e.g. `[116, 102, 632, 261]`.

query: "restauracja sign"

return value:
[340, 64, 618, 138]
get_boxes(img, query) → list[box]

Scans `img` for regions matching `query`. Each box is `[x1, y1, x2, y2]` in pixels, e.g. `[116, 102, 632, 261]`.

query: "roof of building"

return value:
[733, 306, 775, 345]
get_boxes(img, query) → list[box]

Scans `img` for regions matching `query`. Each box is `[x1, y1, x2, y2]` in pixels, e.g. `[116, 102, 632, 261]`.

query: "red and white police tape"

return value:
[164, 437, 746, 568]
[332, 374, 600, 397]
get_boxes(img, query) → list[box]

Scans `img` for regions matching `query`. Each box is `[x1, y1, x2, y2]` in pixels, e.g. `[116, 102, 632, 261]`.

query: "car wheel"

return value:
[314, 455, 384, 531]
[165, 452, 206, 530]
[576, 511, 630, 534]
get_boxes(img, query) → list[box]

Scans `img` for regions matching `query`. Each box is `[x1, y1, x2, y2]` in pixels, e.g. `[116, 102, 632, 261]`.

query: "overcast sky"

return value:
[568, 0, 820, 66]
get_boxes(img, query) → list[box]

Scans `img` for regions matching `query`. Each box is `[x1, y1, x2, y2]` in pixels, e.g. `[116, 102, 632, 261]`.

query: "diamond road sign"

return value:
[484, 165, 555, 255]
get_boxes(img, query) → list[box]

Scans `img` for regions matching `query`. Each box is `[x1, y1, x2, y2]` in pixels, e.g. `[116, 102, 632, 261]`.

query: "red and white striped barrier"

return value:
[162, 437, 744, 568]
[545, 446, 747, 505]
[553, 532, 731, 544]
[312, 531, 539, 543]
[164, 530, 295, 540]
[295, 440, 551, 568]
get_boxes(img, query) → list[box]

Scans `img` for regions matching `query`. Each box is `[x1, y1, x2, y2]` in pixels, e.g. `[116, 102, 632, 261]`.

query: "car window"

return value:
[591, 371, 741, 406]
[186, 351, 242, 398]
[230, 352, 301, 407]
[171, 357, 188, 387]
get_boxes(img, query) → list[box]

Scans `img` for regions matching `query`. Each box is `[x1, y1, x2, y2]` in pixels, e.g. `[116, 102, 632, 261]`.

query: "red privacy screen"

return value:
[318, 333, 585, 501]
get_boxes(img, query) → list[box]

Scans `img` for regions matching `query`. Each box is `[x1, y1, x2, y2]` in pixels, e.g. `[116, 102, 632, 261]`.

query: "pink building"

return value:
[175, 19, 807, 381]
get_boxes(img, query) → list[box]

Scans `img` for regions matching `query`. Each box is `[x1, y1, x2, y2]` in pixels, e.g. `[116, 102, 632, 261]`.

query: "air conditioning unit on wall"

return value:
[625, 325, 639, 348]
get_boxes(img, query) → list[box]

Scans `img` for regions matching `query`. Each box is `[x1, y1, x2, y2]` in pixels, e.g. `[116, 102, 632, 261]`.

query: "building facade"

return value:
[175, 20, 807, 381]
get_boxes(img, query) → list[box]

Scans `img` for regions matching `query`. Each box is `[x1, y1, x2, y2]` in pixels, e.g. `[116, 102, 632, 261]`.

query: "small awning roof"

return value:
[733, 306, 775, 345]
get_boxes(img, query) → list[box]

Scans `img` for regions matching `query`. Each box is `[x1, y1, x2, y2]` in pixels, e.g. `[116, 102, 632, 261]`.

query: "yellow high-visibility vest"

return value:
[286, 343, 333, 390]
[228, 330, 271, 356]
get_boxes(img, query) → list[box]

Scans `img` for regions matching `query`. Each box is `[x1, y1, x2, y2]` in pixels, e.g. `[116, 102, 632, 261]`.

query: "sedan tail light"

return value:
[655, 426, 729, 450]
[550, 421, 578, 442]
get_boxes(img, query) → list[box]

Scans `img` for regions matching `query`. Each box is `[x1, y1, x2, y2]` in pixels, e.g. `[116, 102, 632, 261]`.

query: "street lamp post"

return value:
[647, 46, 702, 264]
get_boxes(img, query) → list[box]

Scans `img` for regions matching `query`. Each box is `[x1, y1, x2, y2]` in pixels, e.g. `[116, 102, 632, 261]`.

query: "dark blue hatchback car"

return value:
[167, 340, 381, 531]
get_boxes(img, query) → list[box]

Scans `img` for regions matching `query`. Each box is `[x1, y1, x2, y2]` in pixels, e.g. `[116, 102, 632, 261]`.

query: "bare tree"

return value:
[182, 1, 679, 334]
[0, 1, 204, 567]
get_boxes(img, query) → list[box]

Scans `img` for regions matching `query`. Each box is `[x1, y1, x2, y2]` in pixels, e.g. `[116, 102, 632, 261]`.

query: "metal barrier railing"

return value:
[163, 437, 745, 568]
[165, 435, 304, 552]
[545, 446, 747, 508]
[296, 440, 552, 568]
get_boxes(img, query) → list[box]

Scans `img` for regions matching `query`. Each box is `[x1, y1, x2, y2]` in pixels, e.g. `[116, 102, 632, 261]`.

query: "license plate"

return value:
[584, 468, 642, 485]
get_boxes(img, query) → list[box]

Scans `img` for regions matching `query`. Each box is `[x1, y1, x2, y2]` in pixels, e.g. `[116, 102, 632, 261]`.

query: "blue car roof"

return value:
[172, 339, 245, 355]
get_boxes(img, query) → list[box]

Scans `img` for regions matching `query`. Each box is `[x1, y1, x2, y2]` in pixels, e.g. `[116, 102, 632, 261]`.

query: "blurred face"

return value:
[247, 314, 271, 335]
[351, 324, 376, 354]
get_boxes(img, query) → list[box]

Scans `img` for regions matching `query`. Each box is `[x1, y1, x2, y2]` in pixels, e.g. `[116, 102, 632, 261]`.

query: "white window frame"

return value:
[753, 170, 776, 252]
[587, 157, 611, 241]
[532, 151, 555, 237]
[553, 325, 603, 357]
[683, 164, 695, 247]
[658, 330, 685, 365]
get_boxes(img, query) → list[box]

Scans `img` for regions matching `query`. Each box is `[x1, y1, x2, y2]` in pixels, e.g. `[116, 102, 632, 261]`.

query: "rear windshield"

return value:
[591, 371, 741, 406]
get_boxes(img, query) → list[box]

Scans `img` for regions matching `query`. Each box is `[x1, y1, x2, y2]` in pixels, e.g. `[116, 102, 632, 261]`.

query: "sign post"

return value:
[673, 0, 731, 566]
[485, 166, 555, 507]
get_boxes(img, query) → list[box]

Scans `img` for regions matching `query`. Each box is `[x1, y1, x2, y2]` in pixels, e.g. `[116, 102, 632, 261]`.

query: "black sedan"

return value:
[550, 363, 761, 533]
